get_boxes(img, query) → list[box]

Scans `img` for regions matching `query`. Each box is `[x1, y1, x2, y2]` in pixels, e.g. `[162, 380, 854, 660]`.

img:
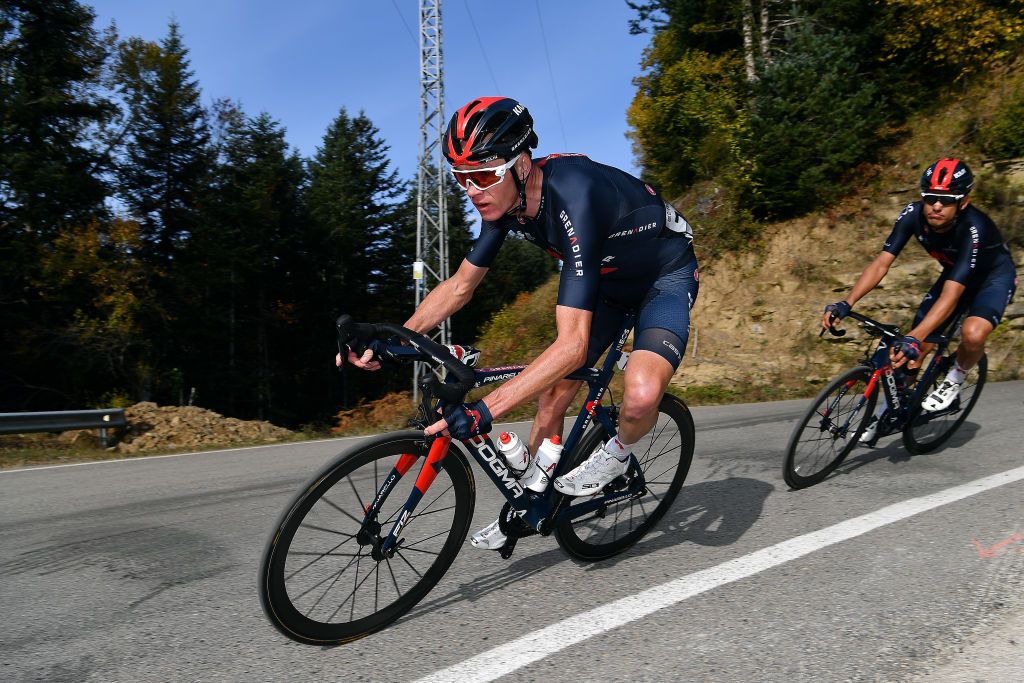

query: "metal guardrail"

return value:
[0, 409, 127, 447]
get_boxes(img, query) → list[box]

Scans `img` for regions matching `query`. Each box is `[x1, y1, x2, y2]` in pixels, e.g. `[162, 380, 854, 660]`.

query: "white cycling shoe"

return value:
[922, 379, 961, 412]
[859, 415, 880, 444]
[553, 447, 630, 496]
[470, 518, 506, 550]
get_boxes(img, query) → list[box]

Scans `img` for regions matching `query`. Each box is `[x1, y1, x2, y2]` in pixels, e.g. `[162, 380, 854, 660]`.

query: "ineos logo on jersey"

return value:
[512, 103, 524, 115]
[559, 210, 584, 276]
[609, 222, 657, 239]
[969, 225, 980, 270]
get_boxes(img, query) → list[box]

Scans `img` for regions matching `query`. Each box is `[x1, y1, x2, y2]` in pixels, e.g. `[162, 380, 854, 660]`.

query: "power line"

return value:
[533, 0, 568, 150]
[390, 0, 417, 45]
[463, 0, 500, 92]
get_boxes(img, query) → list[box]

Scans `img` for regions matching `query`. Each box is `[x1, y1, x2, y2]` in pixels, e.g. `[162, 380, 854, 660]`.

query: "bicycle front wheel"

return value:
[554, 394, 694, 561]
[784, 366, 877, 489]
[259, 432, 475, 645]
[903, 353, 986, 454]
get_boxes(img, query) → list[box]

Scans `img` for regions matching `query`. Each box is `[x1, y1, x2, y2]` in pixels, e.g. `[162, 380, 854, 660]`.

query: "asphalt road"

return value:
[1, 381, 1022, 682]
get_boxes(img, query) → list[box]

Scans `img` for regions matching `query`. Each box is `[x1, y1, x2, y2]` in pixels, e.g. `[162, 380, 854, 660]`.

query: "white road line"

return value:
[416, 464, 1024, 683]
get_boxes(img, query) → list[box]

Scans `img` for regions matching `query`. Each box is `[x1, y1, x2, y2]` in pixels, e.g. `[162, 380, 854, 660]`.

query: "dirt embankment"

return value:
[112, 402, 294, 453]
[676, 191, 1023, 395]
[54, 402, 295, 453]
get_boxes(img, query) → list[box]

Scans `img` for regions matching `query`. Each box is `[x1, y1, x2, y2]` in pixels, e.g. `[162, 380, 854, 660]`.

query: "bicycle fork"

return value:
[357, 436, 451, 562]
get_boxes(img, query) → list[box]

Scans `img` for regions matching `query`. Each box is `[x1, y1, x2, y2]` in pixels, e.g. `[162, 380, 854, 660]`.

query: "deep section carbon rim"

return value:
[784, 366, 877, 489]
[554, 394, 694, 561]
[903, 353, 986, 454]
[259, 434, 474, 644]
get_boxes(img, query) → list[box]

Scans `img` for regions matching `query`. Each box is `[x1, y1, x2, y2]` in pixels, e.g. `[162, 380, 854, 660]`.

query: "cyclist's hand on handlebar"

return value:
[425, 400, 493, 439]
[821, 300, 851, 331]
[890, 335, 921, 368]
[338, 347, 382, 371]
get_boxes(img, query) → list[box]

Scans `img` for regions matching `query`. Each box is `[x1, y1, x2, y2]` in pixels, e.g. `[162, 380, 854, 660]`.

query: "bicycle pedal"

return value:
[498, 537, 518, 559]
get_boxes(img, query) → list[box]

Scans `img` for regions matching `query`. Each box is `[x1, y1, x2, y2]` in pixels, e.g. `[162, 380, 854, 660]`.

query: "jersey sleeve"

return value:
[882, 203, 917, 257]
[549, 168, 617, 311]
[465, 220, 509, 268]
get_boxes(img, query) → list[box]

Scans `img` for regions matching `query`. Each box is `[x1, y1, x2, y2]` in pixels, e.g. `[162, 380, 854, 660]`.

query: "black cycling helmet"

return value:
[920, 158, 974, 195]
[443, 97, 538, 167]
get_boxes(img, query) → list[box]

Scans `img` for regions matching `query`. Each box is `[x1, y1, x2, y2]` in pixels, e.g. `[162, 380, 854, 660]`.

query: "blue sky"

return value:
[88, 1, 651, 181]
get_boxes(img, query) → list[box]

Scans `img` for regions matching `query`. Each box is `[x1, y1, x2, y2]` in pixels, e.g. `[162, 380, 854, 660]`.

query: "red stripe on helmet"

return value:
[928, 158, 960, 191]
[447, 96, 508, 166]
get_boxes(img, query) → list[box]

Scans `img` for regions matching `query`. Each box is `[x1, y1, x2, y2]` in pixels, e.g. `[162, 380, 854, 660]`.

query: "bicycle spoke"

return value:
[285, 536, 357, 581]
[319, 495, 364, 526]
[299, 522, 356, 538]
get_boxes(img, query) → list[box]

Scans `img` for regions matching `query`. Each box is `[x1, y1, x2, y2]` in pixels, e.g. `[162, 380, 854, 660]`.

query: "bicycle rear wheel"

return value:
[259, 432, 475, 645]
[903, 353, 986, 454]
[784, 366, 877, 489]
[554, 394, 694, 561]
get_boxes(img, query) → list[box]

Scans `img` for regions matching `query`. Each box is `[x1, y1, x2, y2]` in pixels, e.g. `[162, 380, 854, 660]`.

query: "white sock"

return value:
[604, 436, 634, 460]
[874, 396, 888, 418]
[946, 361, 967, 385]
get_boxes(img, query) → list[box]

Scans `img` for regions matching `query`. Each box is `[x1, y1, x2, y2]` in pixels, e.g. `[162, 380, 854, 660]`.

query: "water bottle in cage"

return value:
[522, 436, 563, 492]
[495, 431, 532, 478]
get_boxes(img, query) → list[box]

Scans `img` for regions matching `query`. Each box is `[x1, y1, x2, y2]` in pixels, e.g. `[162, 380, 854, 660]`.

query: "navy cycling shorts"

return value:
[913, 267, 1018, 331]
[585, 257, 699, 370]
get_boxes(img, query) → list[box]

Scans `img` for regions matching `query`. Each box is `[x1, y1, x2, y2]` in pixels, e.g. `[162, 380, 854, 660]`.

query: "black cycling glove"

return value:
[442, 400, 492, 440]
[893, 335, 921, 360]
[824, 300, 852, 320]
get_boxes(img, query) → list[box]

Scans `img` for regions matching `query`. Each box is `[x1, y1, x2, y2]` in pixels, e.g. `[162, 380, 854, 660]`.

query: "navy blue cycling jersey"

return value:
[466, 154, 695, 311]
[883, 202, 1014, 284]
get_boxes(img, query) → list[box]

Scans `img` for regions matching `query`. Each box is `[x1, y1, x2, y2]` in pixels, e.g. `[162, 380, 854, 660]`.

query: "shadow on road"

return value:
[402, 477, 771, 622]
[831, 420, 981, 481]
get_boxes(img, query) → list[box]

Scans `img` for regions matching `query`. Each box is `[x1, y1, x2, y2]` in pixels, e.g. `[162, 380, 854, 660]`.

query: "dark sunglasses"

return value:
[920, 193, 963, 206]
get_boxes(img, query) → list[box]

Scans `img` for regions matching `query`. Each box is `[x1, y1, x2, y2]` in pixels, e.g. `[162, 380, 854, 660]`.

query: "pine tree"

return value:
[185, 112, 306, 420]
[1, 0, 115, 410]
[113, 20, 212, 261]
[307, 110, 404, 322]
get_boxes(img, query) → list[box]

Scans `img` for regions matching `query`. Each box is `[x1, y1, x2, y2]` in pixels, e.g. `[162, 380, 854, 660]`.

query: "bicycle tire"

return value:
[259, 432, 475, 645]
[553, 394, 694, 561]
[903, 353, 986, 454]
[784, 366, 878, 490]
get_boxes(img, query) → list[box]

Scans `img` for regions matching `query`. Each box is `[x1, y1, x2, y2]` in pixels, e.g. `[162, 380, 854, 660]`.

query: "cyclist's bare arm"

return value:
[822, 251, 896, 330]
[890, 279, 966, 367]
[404, 258, 488, 334]
[340, 259, 489, 369]
[424, 305, 591, 436]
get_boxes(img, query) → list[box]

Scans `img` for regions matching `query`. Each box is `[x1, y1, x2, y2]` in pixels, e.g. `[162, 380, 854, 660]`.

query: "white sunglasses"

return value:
[450, 157, 518, 191]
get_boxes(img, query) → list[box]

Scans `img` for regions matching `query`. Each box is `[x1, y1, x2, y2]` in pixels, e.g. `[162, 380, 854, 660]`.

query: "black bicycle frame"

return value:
[848, 313, 957, 432]
[371, 312, 645, 555]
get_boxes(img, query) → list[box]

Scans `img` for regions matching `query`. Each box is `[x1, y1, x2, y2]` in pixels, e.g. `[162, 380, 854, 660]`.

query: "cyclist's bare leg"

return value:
[617, 350, 676, 445]
[530, 378, 582, 452]
[955, 316, 992, 371]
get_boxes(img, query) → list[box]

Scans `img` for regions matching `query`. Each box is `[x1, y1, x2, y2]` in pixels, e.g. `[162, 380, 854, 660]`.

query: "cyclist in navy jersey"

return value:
[341, 97, 699, 549]
[822, 158, 1017, 442]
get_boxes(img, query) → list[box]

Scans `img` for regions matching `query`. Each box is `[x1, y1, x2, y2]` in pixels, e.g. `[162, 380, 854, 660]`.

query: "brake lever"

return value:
[820, 314, 847, 338]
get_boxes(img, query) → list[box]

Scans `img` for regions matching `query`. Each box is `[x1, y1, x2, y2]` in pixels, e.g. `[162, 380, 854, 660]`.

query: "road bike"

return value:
[258, 314, 694, 644]
[783, 310, 986, 489]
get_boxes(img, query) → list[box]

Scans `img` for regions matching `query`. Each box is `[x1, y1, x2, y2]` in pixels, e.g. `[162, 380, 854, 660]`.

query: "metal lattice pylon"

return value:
[413, 0, 449, 401]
